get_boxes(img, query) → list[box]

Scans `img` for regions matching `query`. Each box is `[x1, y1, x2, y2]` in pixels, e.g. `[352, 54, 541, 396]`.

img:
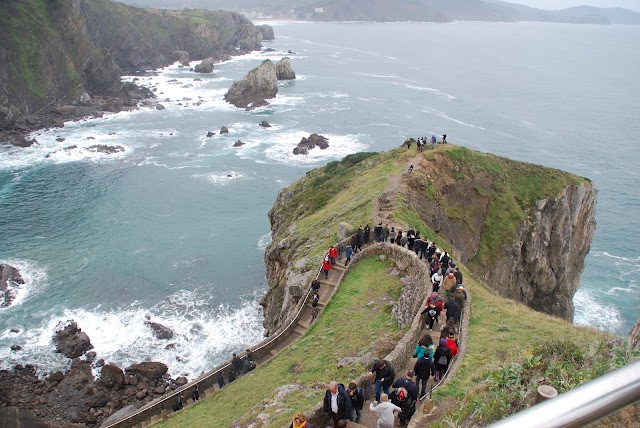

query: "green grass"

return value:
[157, 256, 408, 427]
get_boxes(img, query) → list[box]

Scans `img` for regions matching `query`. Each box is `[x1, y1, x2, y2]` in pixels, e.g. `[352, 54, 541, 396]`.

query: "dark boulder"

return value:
[220, 126, 229, 134]
[293, 134, 329, 155]
[171, 50, 190, 66]
[52, 321, 94, 359]
[263, 48, 276, 52]
[125, 362, 168, 381]
[287, 50, 297, 55]
[144, 321, 173, 340]
[206, 131, 216, 137]
[224, 60, 278, 109]
[55, 137, 65, 142]
[275, 57, 296, 80]
[86, 144, 125, 154]
[156, 104, 165, 110]
[259, 121, 271, 128]
[99, 364, 125, 390]
[1, 264, 24, 307]
[10, 345, 23, 351]
[194, 57, 214, 73]
[233, 140, 245, 147]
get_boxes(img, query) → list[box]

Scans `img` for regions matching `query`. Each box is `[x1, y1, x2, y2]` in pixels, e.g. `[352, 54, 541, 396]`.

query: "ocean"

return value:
[0, 21, 638, 378]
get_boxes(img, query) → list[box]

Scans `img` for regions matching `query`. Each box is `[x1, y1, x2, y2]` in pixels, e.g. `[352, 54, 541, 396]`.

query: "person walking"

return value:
[344, 245, 353, 266]
[347, 381, 364, 423]
[322, 257, 332, 280]
[323, 381, 352, 428]
[382, 224, 390, 242]
[328, 246, 338, 266]
[414, 354, 434, 399]
[369, 393, 401, 428]
[191, 385, 200, 402]
[369, 359, 395, 403]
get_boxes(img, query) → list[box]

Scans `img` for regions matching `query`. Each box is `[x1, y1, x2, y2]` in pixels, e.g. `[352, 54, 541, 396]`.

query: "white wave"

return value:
[352, 72, 421, 84]
[592, 251, 640, 264]
[193, 171, 250, 186]
[573, 288, 622, 333]
[257, 233, 272, 251]
[421, 107, 492, 131]
[389, 82, 455, 100]
[0, 259, 47, 309]
[0, 292, 265, 378]
[262, 130, 368, 166]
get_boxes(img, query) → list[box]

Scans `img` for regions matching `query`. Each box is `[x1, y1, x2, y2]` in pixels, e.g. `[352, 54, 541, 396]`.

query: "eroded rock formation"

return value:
[293, 134, 329, 155]
[224, 60, 278, 109]
[0, 264, 24, 307]
[275, 57, 296, 80]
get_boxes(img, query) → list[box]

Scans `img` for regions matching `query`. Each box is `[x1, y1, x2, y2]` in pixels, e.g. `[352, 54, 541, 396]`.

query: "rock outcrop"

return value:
[257, 24, 275, 41]
[224, 60, 278, 109]
[0, 264, 24, 307]
[171, 50, 191, 66]
[53, 321, 94, 359]
[275, 57, 296, 80]
[293, 134, 329, 155]
[125, 362, 168, 381]
[194, 57, 215, 73]
[478, 185, 597, 320]
[144, 321, 174, 340]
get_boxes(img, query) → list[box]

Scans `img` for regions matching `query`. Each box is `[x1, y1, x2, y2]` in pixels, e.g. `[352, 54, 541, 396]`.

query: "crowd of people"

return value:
[405, 134, 447, 151]
[293, 223, 465, 427]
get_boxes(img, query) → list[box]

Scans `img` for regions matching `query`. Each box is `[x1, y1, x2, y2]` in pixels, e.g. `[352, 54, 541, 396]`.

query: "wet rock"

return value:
[259, 120, 271, 127]
[101, 404, 138, 426]
[10, 345, 23, 351]
[287, 50, 296, 55]
[94, 359, 105, 368]
[136, 389, 147, 399]
[194, 57, 214, 73]
[100, 364, 125, 390]
[275, 57, 296, 80]
[263, 48, 276, 52]
[224, 60, 278, 109]
[220, 126, 229, 134]
[85, 351, 97, 363]
[1, 263, 24, 307]
[171, 50, 190, 66]
[156, 104, 165, 110]
[164, 343, 176, 350]
[86, 144, 125, 154]
[175, 376, 188, 386]
[53, 320, 94, 359]
[233, 140, 245, 147]
[48, 371, 65, 383]
[154, 386, 165, 394]
[206, 131, 216, 137]
[144, 321, 173, 340]
[10, 328, 20, 333]
[292, 134, 329, 155]
[125, 362, 168, 381]
[56, 137, 65, 142]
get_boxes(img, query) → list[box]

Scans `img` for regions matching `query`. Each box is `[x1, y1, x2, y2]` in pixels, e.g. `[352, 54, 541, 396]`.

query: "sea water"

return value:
[0, 22, 638, 377]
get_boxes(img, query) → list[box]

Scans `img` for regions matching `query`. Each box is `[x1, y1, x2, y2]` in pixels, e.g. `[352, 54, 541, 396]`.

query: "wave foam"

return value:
[262, 131, 368, 166]
[0, 291, 265, 377]
[257, 233, 272, 251]
[193, 171, 250, 186]
[573, 288, 622, 333]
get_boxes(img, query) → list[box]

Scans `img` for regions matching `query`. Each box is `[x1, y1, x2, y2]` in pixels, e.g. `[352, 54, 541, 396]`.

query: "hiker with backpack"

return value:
[390, 371, 418, 425]
[347, 381, 364, 423]
[369, 394, 401, 428]
[433, 339, 453, 381]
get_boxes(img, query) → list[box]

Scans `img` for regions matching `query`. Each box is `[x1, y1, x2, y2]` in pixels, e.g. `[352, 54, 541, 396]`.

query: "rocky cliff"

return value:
[224, 60, 279, 109]
[0, 0, 272, 141]
[261, 146, 596, 334]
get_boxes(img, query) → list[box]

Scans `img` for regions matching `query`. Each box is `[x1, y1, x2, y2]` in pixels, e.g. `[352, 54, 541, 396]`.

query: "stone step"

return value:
[293, 326, 306, 336]
[298, 320, 311, 329]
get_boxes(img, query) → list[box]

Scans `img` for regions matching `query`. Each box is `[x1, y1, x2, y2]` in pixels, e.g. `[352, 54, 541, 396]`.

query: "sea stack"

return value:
[224, 60, 278, 110]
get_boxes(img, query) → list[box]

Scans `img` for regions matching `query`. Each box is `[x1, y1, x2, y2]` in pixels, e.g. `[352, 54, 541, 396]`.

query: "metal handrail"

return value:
[488, 359, 640, 428]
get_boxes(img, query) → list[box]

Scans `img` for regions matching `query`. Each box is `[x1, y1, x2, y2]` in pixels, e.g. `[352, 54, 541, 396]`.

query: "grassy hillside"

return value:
[157, 256, 408, 427]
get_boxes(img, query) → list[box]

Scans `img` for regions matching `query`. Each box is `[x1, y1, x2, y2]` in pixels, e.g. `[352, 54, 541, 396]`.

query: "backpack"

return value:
[396, 386, 408, 402]
[437, 354, 448, 365]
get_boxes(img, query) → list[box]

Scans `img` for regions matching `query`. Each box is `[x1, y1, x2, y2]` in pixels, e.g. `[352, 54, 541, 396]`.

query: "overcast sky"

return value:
[507, 0, 640, 11]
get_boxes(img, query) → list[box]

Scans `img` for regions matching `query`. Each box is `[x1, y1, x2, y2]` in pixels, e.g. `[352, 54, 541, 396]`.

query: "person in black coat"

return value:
[323, 381, 352, 428]
[347, 381, 364, 423]
[444, 298, 460, 323]
[413, 355, 434, 398]
[368, 359, 395, 403]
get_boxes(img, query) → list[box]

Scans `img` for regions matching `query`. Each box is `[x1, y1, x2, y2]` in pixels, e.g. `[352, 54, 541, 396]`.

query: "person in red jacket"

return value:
[445, 329, 458, 356]
[328, 246, 338, 266]
[322, 257, 332, 279]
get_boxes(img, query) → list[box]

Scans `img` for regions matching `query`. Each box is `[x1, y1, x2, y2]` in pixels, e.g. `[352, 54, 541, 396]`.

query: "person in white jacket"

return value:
[369, 393, 401, 428]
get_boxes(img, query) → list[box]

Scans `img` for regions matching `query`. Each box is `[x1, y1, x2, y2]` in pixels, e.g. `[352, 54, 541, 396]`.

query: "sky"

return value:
[507, 0, 640, 11]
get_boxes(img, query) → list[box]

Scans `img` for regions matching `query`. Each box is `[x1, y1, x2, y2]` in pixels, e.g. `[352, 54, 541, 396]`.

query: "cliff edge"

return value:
[262, 146, 596, 334]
